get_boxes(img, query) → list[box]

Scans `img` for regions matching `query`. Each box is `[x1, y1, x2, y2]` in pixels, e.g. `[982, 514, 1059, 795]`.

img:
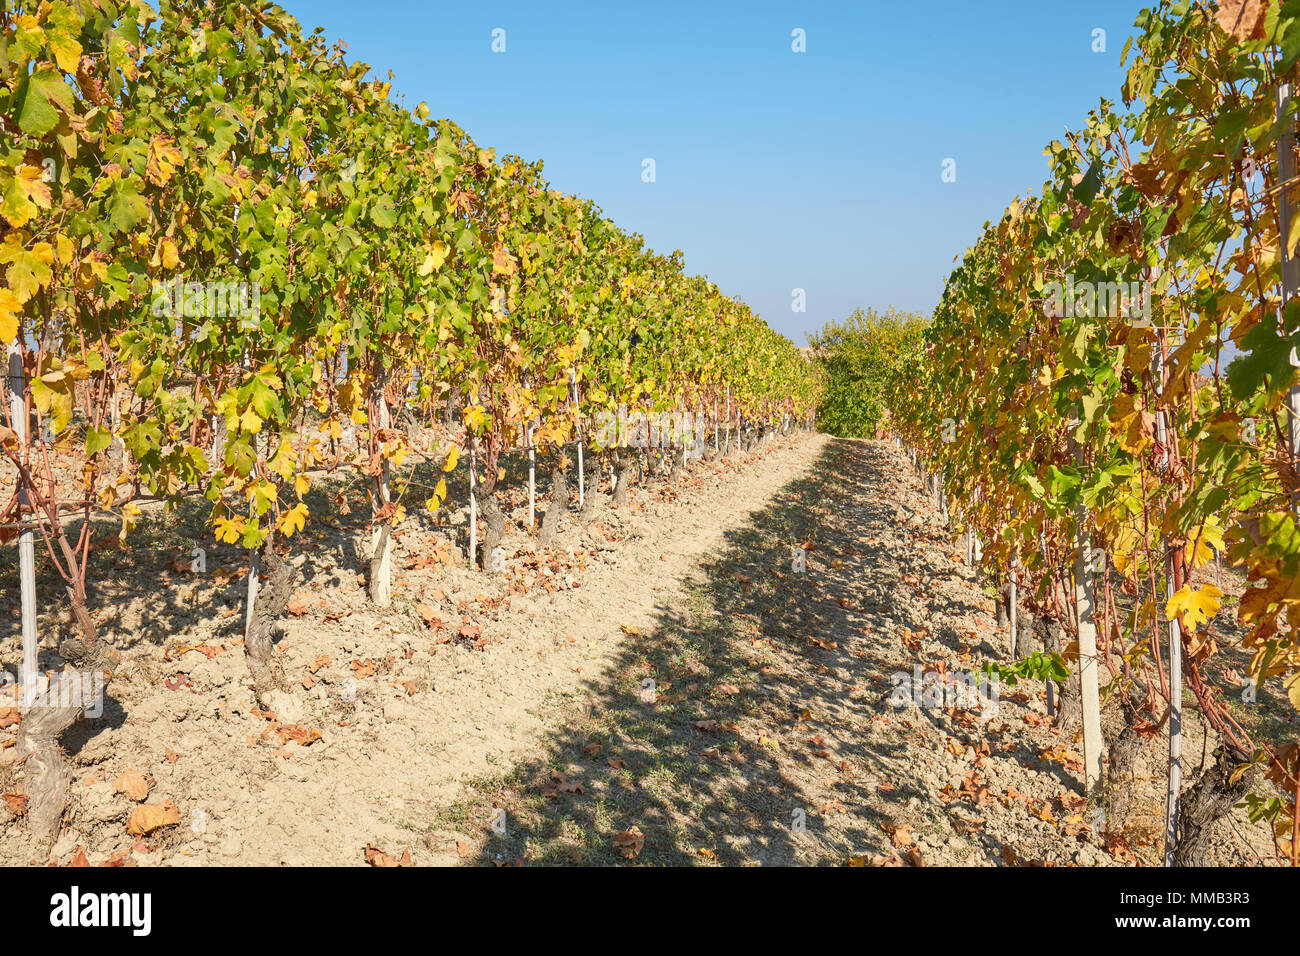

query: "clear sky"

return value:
[280, 0, 1147, 345]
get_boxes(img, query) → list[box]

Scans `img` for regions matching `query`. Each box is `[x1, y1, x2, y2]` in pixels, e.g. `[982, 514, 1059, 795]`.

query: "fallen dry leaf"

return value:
[614, 826, 645, 859]
[114, 770, 149, 802]
[888, 824, 915, 848]
[126, 800, 180, 836]
[65, 846, 90, 867]
[413, 602, 440, 628]
[364, 843, 411, 867]
[274, 724, 323, 748]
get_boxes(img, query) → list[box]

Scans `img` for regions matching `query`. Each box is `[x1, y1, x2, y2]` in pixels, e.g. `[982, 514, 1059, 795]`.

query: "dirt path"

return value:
[0, 431, 828, 865]
[0, 434, 1275, 865]
[423, 438, 1276, 867]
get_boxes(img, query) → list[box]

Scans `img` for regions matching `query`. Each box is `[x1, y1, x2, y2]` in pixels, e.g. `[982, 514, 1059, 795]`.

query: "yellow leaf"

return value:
[1184, 517, 1226, 570]
[278, 502, 308, 537]
[146, 135, 183, 186]
[214, 514, 245, 544]
[54, 233, 74, 266]
[295, 473, 310, 498]
[1166, 584, 1223, 631]
[3, 165, 51, 227]
[425, 477, 448, 512]
[418, 240, 448, 276]
[1283, 671, 1300, 712]
[443, 445, 460, 472]
[159, 236, 180, 270]
[119, 502, 142, 541]
[240, 405, 263, 434]
[0, 287, 20, 343]
[47, 29, 82, 74]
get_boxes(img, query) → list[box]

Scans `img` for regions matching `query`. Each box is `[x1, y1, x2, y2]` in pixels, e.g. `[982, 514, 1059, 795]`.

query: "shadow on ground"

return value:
[448, 437, 983, 866]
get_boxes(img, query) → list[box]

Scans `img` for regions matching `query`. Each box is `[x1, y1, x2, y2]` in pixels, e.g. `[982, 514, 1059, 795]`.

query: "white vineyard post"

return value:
[1145, 252, 1183, 865]
[1009, 508, 1019, 657]
[369, 368, 393, 606]
[469, 444, 478, 569]
[571, 367, 584, 509]
[8, 342, 38, 697]
[244, 539, 261, 635]
[243, 431, 260, 635]
[525, 373, 535, 528]
[1070, 417, 1104, 796]
[1074, 515, 1103, 795]
[1009, 554, 1019, 657]
[714, 397, 719, 452]
[110, 390, 124, 463]
[724, 386, 730, 454]
[682, 406, 689, 468]
[208, 412, 220, 466]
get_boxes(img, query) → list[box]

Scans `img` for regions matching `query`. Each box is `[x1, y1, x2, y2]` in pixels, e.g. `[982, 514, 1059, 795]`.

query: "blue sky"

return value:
[282, 0, 1147, 344]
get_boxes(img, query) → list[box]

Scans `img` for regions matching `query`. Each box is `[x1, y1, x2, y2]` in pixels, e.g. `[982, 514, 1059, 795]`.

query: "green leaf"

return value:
[1, 243, 53, 302]
[370, 201, 396, 229]
[15, 67, 73, 137]
[107, 179, 148, 234]
[86, 427, 113, 455]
